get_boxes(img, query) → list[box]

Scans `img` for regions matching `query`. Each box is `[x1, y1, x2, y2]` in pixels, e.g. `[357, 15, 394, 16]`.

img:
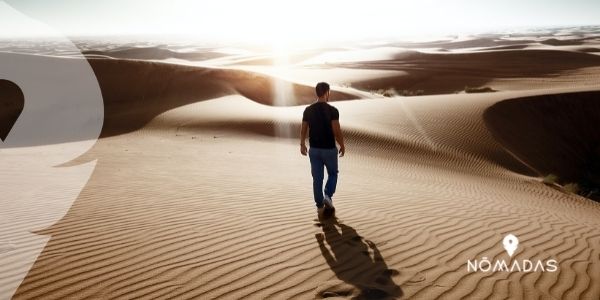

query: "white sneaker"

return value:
[323, 195, 334, 209]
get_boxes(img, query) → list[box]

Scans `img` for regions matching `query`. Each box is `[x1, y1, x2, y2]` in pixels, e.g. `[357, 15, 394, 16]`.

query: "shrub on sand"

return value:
[542, 174, 559, 185]
[370, 88, 397, 97]
[400, 89, 424, 96]
[464, 86, 497, 93]
[369, 88, 425, 97]
[563, 182, 580, 194]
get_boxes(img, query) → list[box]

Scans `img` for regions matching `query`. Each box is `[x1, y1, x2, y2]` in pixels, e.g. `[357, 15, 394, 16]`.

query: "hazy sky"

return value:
[2, 0, 600, 43]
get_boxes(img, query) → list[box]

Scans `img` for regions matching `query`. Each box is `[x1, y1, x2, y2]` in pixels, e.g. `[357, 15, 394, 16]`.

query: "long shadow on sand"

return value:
[315, 216, 402, 299]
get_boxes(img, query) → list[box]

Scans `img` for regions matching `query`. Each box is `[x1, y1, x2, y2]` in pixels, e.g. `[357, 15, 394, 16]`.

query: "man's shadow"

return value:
[315, 215, 403, 299]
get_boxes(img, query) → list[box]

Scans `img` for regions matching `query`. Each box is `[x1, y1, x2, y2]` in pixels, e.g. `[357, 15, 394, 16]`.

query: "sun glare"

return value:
[5, 0, 600, 41]
[147, 0, 475, 46]
[271, 32, 295, 138]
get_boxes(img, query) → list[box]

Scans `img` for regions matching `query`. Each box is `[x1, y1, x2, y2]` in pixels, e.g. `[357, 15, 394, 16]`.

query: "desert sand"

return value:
[3, 30, 600, 299]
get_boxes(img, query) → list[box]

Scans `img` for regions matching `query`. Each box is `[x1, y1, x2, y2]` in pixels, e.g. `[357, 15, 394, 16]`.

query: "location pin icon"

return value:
[503, 234, 519, 257]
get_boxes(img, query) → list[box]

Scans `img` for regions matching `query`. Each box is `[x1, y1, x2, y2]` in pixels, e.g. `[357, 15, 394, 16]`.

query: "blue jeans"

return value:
[308, 147, 339, 208]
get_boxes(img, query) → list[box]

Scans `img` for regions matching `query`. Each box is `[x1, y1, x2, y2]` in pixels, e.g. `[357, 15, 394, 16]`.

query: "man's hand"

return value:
[332, 120, 345, 157]
[300, 121, 308, 156]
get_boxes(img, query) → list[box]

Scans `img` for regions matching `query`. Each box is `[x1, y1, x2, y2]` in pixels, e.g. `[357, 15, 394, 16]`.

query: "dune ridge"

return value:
[82, 46, 229, 61]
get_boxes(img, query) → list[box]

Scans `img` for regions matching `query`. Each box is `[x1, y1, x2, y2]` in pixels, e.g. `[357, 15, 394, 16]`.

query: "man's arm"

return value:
[300, 121, 308, 156]
[332, 120, 345, 157]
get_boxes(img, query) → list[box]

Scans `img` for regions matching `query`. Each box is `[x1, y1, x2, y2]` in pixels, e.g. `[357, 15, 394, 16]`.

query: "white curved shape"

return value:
[0, 2, 104, 299]
[503, 234, 519, 257]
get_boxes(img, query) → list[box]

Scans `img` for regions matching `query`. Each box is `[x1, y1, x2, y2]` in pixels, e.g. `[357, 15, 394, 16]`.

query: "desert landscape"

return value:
[2, 26, 600, 299]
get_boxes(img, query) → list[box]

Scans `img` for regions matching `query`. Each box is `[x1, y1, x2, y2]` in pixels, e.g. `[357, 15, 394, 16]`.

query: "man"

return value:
[300, 82, 345, 216]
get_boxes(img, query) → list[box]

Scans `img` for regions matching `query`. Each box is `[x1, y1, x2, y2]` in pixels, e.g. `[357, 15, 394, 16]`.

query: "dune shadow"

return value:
[314, 217, 402, 299]
[483, 90, 600, 200]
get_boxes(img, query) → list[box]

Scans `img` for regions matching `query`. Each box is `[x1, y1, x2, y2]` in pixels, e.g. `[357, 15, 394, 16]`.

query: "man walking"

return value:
[300, 82, 345, 216]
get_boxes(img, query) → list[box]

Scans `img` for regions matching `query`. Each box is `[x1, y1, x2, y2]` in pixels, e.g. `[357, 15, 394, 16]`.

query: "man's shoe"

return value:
[317, 207, 325, 216]
[323, 195, 334, 209]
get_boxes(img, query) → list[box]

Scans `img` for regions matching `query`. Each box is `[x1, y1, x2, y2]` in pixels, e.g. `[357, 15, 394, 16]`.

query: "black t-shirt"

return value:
[302, 101, 339, 149]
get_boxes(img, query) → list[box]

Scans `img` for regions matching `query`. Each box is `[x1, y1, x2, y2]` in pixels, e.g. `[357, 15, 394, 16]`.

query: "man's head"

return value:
[316, 82, 330, 101]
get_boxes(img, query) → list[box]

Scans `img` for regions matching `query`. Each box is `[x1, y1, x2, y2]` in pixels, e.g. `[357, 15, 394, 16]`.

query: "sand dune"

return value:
[86, 58, 361, 137]
[540, 38, 587, 46]
[0, 53, 361, 142]
[484, 91, 600, 199]
[383, 31, 600, 50]
[387, 38, 530, 50]
[4, 38, 600, 299]
[294, 47, 600, 96]
[74, 47, 600, 172]
[82, 46, 229, 61]
[578, 47, 600, 53]
[11, 87, 600, 299]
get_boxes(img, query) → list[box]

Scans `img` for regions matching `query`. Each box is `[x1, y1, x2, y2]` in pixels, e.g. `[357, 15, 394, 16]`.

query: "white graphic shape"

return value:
[0, 2, 104, 299]
[503, 234, 519, 257]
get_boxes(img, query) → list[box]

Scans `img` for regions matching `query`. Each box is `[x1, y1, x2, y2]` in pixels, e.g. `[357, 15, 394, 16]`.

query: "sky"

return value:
[2, 0, 600, 44]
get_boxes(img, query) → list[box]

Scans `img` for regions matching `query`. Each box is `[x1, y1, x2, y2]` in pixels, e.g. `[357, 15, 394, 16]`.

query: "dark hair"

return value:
[315, 82, 330, 98]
